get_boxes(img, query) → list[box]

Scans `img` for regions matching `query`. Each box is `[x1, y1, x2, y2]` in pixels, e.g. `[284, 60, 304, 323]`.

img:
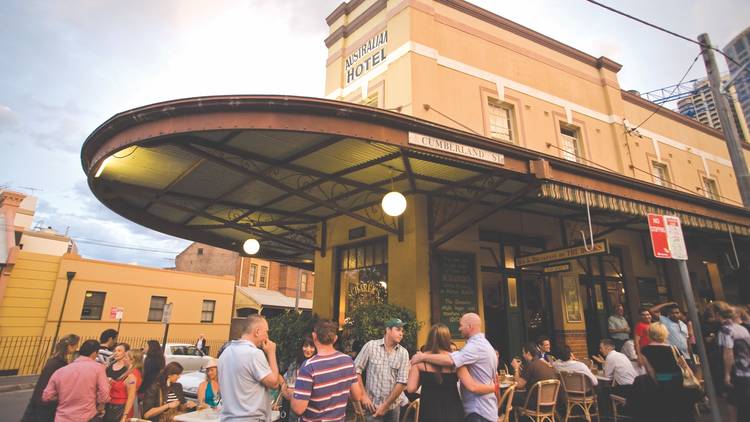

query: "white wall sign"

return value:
[345, 30, 387, 85]
[408, 132, 505, 166]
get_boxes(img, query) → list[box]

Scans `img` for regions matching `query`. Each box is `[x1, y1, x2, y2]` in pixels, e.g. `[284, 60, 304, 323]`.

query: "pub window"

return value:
[652, 162, 671, 187]
[249, 264, 257, 286]
[148, 296, 167, 322]
[702, 177, 720, 201]
[487, 99, 514, 143]
[259, 266, 268, 288]
[301, 272, 308, 292]
[560, 124, 582, 163]
[201, 300, 215, 323]
[80, 291, 106, 320]
[336, 237, 388, 326]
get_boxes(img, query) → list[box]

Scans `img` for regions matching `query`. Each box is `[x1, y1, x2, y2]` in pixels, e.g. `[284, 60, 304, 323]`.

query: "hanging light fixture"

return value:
[94, 156, 114, 178]
[381, 167, 406, 217]
[243, 238, 260, 255]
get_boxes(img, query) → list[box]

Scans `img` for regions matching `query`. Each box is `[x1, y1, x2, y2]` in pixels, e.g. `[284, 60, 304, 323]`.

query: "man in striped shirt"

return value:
[292, 320, 362, 422]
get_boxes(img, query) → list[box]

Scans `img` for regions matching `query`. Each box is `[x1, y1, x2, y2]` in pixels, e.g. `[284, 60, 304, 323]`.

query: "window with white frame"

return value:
[259, 266, 268, 288]
[148, 296, 167, 322]
[201, 300, 215, 323]
[559, 125, 581, 163]
[703, 177, 720, 200]
[249, 264, 257, 286]
[652, 162, 671, 187]
[301, 272, 308, 292]
[487, 99, 514, 143]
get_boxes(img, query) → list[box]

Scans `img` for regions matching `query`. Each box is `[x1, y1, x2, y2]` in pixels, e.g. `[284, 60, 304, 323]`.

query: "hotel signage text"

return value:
[515, 239, 609, 267]
[345, 30, 387, 84]
[408, 132, 505, 166]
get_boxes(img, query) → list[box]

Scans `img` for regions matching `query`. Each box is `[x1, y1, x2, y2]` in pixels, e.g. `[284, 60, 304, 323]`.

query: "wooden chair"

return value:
[559, 371, 599, 422]
[400, 398, 420, 422]
[609, 378, 629, 422]
[516, 379, 561, 422]
[352, 400, 366, 422]
[497, 385, 515, 422]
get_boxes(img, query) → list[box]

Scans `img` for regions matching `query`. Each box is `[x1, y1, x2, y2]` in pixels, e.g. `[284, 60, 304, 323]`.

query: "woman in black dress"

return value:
[633, 322, 699, 422]
[406, 324, 495, 422]
[21, 334, 79, 422]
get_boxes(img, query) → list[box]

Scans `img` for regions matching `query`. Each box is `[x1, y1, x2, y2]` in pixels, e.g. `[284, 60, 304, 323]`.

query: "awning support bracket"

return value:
[580, 190, 595, 252]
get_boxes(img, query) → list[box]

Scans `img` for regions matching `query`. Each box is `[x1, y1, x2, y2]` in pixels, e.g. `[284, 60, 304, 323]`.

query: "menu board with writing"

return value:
[436, 253, 477, 338]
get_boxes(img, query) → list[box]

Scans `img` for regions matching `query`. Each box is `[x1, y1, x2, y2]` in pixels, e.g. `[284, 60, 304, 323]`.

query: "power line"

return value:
[626, 53, 702, 134]
[582, 0, 748, 72]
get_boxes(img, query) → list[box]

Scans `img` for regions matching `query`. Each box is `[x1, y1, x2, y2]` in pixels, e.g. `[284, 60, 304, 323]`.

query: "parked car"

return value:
[177, 369, 206, 399]
[164, 343, 211, 373]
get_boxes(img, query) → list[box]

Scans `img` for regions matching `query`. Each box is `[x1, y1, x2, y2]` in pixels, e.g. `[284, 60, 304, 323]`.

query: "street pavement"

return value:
[1, 388, 32, 421]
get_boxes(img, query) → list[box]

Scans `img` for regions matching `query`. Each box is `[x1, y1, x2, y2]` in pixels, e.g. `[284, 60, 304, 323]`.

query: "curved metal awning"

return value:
[81, 96, 750, 266]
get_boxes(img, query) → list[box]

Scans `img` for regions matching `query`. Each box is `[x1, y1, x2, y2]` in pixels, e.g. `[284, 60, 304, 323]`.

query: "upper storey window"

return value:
[652, 162, 671, 188]
[487, 99, 514, 143]
[702, 177, 720, 201]
[560, 125, 581, 163]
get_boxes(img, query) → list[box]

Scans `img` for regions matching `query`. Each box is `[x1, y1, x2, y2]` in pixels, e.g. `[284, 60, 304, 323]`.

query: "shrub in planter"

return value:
[267, 311, 317, 372]
[342, 303, 422, 355]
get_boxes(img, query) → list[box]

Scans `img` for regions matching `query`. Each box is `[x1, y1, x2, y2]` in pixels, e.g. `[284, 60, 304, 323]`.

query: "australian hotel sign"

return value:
[408, 132, 505, 167]
[515, 239, 609, 267]
[345, 30, 387, 84]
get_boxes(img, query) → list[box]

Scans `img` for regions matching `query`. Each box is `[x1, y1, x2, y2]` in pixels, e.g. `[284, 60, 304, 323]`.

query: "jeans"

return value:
[365, 407, 400, 422]
[465, 413, 493, 422]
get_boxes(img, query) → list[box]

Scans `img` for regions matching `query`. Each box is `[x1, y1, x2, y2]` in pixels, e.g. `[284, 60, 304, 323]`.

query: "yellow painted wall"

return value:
[0, 251, 61, 337]
[40, 255, 235, 342]
[325, 0, 742, 205]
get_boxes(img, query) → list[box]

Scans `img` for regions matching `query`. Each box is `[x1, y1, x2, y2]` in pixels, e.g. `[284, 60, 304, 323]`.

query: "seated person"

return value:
[536, 336, 556, 362]
[592, 339, 636, 397]
[510, 342, 557, 407]
[552, 345, 598, 387]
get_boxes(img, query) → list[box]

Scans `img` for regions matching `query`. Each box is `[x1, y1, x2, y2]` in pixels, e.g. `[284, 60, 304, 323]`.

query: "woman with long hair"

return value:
[21, 334, 80, 422]
[143, 362, 196, 421]
[281, 335, 316, 422]
[124, 349, 144, 419]
[406, 324, 495, 422]
[103, 343, 138, 422]
[140, 340, 166, 399]
[197, 358, 220, 409]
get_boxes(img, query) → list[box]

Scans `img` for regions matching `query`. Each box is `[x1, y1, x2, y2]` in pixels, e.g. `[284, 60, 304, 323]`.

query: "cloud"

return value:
[0, 105, 19, 128]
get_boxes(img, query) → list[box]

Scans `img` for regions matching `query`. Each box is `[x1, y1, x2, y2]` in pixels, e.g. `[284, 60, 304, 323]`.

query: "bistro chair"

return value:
[609, 378, 629, 422]
[497, 385, 515, 422]
[516, 379, 561, 422]
[352, 400, 366, 422]
[400, 398, 420, 422]
[559, 371, 599, 422]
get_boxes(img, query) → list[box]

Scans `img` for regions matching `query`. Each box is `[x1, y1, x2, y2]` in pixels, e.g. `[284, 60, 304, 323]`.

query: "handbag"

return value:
[670, 346, 702, 391]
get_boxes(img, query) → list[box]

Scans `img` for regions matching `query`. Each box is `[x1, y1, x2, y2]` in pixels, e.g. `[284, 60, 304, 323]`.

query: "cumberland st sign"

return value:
[408, 132, 505, 166]
[345, 30, 387, 84]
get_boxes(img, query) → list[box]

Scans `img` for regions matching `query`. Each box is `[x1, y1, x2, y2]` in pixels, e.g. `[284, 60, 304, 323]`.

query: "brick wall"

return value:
[555, 329, 589, 359]
[175, 242, 238, 277]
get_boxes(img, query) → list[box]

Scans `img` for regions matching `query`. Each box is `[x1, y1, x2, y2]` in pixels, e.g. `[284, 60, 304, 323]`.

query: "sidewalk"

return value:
[0, 375, 38, 393]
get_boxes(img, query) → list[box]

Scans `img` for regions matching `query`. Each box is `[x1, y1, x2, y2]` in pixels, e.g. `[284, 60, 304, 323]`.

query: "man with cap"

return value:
[354, 318, 410, 422]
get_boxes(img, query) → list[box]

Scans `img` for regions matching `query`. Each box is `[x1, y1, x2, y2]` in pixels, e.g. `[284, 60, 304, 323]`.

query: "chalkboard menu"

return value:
[436, 253, 477, 337]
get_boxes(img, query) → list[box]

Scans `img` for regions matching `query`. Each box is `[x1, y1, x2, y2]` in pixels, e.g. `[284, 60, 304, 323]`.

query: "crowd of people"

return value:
[17, 299, 750, 422]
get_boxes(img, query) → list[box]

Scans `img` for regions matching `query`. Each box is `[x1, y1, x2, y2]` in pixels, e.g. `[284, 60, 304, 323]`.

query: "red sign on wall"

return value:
[648, 214, 671, 258]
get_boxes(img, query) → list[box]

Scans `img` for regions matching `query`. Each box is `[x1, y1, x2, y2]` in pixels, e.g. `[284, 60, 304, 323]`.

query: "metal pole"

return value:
[676, 260, 721, 422]
[116, 318, 122, 335]
[294, 267, 302, 312]
[161, 323, 170, 351]
[699, 33, 750, 207]
[52, 272, 76, 352]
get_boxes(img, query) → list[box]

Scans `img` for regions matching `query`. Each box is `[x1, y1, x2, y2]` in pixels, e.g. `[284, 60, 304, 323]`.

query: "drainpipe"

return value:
[51, 271, 76, 351]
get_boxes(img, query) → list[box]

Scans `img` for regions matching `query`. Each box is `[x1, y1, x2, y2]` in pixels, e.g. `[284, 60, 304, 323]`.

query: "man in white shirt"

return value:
[608, 304, 630, 351]
[552, 345, 597, 386]
[593, 339, 636, 401]
[218, 314, 282, 421]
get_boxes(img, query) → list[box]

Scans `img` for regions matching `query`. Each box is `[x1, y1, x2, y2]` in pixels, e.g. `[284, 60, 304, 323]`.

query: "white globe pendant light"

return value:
[243, 238, 260, 255]
[381, 191, 407, 217]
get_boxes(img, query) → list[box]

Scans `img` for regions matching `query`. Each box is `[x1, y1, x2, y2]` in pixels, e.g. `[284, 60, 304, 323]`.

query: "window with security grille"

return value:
[703, 177, 720, 200]
[560, 125, 581, 162]
[249, 264, 257, 286]
[81, 291, 106, 320]
[301, 273, 308, 292]
[148, 296, 167, 321]
[652, 162, 671, 187]
[259, 266, 268, 288]
[201, 300, 215, 323]
[487, 99, 513, 142]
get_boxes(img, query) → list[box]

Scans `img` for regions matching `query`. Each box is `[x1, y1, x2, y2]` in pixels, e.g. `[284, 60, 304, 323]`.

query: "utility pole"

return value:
[699, 33, 750, 207]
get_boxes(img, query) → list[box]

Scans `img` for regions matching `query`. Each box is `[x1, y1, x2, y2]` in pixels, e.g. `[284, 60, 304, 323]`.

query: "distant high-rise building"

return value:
[725, 26, 750, 134]
[676, 76, 749, 142]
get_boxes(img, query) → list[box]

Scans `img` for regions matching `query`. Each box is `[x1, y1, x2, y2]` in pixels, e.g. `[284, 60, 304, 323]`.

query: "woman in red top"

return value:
[125, 349, 144, 419]
[103, 343, 139, 422]
[634, 307, 653, 355]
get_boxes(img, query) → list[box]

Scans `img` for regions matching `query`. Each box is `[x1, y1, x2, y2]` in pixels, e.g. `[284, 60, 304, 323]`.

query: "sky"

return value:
[1, 0, 748, 268]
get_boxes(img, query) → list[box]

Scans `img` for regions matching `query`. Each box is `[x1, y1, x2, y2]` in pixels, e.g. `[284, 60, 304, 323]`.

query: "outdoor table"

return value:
[172, 409, 281, 421]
